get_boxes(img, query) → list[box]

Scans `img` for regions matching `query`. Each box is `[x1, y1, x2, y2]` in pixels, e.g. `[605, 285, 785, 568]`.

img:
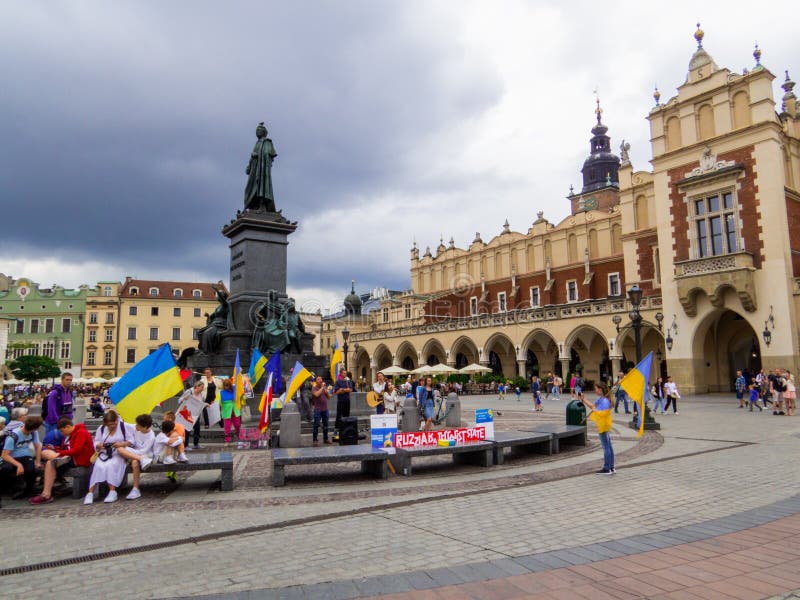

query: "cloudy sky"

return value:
[1, 1, 795, 314]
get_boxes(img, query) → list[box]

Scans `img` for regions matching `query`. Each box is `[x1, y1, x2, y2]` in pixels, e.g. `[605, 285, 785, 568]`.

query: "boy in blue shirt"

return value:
[0, 415, 43, 499]
[748, 381, 763, 412]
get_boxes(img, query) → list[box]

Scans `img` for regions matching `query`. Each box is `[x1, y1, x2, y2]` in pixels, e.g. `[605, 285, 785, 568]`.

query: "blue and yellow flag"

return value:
[285, 361, 312, 403]
[109, 344, 183, 423]
[619, 351, 653, 438]
[249, 348, 267, 386]
[232, 349, 245, 410]
[330, 341, 343, 382]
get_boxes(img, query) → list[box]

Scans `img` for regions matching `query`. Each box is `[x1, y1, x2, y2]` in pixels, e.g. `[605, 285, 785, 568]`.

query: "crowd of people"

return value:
[734, 367, 796, 415]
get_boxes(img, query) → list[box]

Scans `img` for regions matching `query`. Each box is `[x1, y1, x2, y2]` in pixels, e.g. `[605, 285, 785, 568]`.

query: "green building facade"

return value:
[0, 274, 89, 377]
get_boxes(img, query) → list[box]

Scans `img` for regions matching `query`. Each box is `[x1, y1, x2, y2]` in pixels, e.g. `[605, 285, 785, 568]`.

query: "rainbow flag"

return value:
[232, 349, 245, 410]
[249, 348, 268, 386]
[619, 352, 653, 438]
[285, 361, 312, 404]
[330, 341, 343, 382]
[109, 344, 183, 423]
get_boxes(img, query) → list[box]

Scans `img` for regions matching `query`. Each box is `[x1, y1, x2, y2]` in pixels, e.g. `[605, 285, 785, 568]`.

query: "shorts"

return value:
[54, 457, 75, 476]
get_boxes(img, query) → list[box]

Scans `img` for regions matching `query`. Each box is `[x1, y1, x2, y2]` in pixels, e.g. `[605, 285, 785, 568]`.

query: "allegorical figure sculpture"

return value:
[284, 299, 306, 354]
[251, 293, 306, 356]
[198, 288, 233, 354]
[244, 122, 278, 212]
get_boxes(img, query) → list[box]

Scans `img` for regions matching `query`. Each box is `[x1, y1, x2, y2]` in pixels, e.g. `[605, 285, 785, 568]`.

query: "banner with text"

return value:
[395, 427, 487, 448]
[370, 414, 398, 452]
[475, 408, 495, 440]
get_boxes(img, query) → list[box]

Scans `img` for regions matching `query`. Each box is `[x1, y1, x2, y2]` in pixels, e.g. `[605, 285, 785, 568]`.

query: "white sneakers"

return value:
[140, 456, 153, 471]
[177, 452, 189, 463]
[83, 492, 94, 505]
[163, 455, 177, 465]
[104, 490, 118, 503]
[126, 488, 141, 500]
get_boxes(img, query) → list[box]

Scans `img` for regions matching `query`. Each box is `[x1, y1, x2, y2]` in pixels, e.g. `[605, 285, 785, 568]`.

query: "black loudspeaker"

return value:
[339, 416, 359, 445]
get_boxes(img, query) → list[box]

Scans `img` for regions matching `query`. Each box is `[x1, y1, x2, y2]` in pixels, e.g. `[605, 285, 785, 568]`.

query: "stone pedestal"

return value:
[445, 392, 461, 427]
[278, 401, 301, 447]
[399, 396, 420, 432]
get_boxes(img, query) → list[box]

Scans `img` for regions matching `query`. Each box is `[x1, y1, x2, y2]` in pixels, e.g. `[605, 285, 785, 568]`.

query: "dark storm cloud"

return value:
[0, 1, 503, 291]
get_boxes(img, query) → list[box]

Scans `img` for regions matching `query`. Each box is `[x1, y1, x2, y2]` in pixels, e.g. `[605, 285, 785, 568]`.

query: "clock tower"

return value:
[569, 99, 621, 215]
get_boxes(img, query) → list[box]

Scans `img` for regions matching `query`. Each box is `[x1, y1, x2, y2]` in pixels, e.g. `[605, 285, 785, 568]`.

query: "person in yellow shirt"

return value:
[581, 383, 614, 475]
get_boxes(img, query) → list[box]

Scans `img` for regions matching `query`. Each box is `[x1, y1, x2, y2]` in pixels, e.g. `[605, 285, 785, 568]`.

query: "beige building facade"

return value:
[82, 281, 121, 377]
[339, 28, 800, 394]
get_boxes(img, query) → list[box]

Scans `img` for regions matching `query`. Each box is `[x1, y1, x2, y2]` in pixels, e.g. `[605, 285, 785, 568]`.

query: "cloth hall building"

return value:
[330, 28, 800, 394]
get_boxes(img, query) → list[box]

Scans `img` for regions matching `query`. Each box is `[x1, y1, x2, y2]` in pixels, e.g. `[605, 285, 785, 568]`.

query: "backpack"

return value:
[0, 425, 29, 462]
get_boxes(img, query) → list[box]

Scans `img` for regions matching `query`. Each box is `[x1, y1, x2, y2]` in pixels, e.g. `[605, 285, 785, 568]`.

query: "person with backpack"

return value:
[84, 410, 135, 505]
[43, 372, 75, 436]
[0, 415, 43, 499]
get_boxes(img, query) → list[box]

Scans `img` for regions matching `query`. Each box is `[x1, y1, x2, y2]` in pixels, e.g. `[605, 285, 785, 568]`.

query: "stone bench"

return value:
[491, 431, 553, 465]
[391, 441, 494, 476]
[271, 445, 389, 486]
[519, 424, 587, 453]
[67, 451, 235, 497]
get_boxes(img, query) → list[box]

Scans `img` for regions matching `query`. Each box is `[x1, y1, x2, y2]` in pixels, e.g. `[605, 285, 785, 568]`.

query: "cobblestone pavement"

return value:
[1, 393, 799, 598]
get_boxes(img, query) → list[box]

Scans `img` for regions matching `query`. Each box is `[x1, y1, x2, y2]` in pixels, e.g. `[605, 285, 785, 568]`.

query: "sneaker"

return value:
[163, 456, 176, 465]
[193, 444, 203, 449]
[312, 441, 319, 447]
[30, 495, 53, 505]
[126, 488, 141, 500]
[140, 456, 153, 471]
[176, 453, 189, 463]
[674, 412, 679, 415]
[324, 440, 332, 445]
[611, 468, 616, 474]
[595, 469, 612, 474]
[103, 490, 118, 503]
[166, 472, 178, 483]
[83, 492, 94, 505]
[12, 490, 30, 500]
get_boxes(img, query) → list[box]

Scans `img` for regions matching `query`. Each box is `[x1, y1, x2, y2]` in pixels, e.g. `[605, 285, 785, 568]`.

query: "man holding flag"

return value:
[582, 383, 615, 475]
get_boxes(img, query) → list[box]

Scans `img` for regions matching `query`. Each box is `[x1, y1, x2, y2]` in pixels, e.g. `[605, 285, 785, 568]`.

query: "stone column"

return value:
[559, 358, 570, 378]
[517, 359, 527, 378]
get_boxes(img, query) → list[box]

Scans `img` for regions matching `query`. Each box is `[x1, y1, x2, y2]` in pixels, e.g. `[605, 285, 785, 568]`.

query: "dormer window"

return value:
[192, 289, 202, 298]
[174, 288, 183, 298]
[149, 287, 159, 297]
[130, 287, 139, 296]
[103, 286, 112, 297]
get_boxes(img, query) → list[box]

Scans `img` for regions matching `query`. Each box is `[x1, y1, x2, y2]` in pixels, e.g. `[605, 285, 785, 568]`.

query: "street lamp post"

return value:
[342, 326, 350, 374]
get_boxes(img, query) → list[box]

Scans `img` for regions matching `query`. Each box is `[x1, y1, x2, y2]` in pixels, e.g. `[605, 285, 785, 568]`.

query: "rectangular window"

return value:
[151, 307, 159, 317]
[62, 317, 71, 333]
[382, 308, 388, 323]
[105, 313, 114, 324]
[63, 361, 72, 369]
[654, 248, 662, 287]
[694, 190, 738, 258]
[43, 341, 54, 358]
[30, 319, 39, 334]
[126, 348, 136, 363]
[149, 327, 159, 340]
[45, 318, 54, 333]
[608, 273, 621, 297]
[149, 348, 157, 355]
[29, 343, 40, 356]
[193, 307, 201, 318]
[404, 305, 412, 319]
[497, 292, 507, 312]
[15, 319, 23, 334]
[89, 312, 98, 324]
[103, 350, 112, 366]
[127, 327, 136, 340]
[530, 287, 540, 308]
[88, 329, 97, 342]
[192, 328, 200, 341]
[172, 327, 181, 341]
[60, 341, 70, 360]
[129, 306, 137, 316]
[105, 328, 114, 342]
[173, 307, 181, 317]
[567, 280, 578, 302]
[470, 296, 478, 316]
[87, 351, 96, 366]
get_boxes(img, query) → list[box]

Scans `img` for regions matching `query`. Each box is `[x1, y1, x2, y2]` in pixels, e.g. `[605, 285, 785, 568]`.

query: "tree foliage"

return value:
[7, 355, 61, 384]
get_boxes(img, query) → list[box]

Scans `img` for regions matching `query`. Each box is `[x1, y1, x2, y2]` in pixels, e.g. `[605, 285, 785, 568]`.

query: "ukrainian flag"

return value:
[249, 348, 267, 386]
[619, 351, 653, 438]
[109, 344, 183, 423]
[330, 341, 343, 382]
[286, 361, 312, 403]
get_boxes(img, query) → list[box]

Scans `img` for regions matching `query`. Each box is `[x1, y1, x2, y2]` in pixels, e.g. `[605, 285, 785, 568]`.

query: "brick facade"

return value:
[635, 233, 659, 295]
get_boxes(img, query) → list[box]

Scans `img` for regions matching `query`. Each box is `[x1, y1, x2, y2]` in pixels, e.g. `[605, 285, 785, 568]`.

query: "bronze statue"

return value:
[251, 292, 306, 356]
[197, 288, 233, 353]
[244, 122, 278, 212]
[284, 299, 306, 354]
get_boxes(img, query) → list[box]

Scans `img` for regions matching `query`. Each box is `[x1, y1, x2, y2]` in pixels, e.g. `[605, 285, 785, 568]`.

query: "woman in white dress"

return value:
[84, 410, 135, 505]
[383, 382, 398, 414]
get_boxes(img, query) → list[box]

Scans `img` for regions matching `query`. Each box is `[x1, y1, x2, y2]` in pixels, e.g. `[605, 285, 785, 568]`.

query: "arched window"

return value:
[526, 244, 536, 271]
[494, 252, 503, 277]
[697, 104, 715, 140]
[130, 287, 139, 296]
[192, 289, 202, 298]
[635, 195, 649, 229]
[666, 116, 682, 151]
[103, 286, 112, 297]
[732, 91, 751, 129]
[611, 224, 622, 254]
[149, 287, 159, 297]
[173, 288, 183, 298]
[544, 240, 552, 262]
[567, 234, 578, 263]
